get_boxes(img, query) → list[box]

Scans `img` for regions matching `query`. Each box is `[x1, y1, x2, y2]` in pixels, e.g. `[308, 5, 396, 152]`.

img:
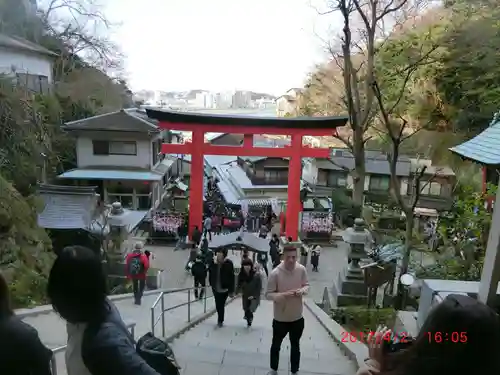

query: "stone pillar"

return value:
[332, 218, 371, 306]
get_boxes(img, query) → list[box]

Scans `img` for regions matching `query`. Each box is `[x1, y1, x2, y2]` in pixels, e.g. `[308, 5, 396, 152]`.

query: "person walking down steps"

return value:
[125, 242, 150, 305]
[191, 254, 207, 299]
[208, 249, 235, 327]
[237, 258, 262, 327]
[266, 245, 309, 375]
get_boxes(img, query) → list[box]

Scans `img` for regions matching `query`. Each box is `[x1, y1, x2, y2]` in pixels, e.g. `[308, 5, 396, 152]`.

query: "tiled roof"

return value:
[37, 184, 98, 230]
[449, 122, 500, 165]
[0, 33, 57, 57]
[63, 109, 159, 133]
[208, 231, 269, 253]
[321, 149, 411, 176]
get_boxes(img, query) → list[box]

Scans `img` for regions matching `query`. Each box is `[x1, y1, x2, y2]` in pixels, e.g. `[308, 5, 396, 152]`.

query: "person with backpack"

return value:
[125, 242, 150, 305]
[258, 225, 268, 239]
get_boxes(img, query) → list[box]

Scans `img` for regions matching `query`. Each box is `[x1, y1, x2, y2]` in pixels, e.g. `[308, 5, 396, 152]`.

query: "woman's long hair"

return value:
[47, 245, 108, 324]
[0, 273, 13, 319]
[385, 294, 500, 375]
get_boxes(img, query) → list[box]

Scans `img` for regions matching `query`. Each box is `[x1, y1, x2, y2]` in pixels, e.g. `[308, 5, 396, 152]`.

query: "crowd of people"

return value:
[1, 216, 500, 375]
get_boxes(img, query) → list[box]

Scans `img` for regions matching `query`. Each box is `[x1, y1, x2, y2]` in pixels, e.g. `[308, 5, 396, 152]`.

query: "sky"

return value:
[102, 0, 339, 95]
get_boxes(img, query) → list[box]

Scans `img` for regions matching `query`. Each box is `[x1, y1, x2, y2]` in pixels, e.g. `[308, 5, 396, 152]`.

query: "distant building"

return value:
[0, 33, 57, 94]
[232, 90, 252, 108]
[276, 88, 303, 117]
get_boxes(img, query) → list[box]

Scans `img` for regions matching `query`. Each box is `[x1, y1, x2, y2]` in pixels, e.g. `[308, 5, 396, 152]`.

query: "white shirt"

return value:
[65, 322, 92, 375]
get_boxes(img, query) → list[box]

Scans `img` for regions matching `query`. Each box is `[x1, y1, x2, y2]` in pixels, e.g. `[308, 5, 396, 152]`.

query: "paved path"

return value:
[171, 298, 356, 375]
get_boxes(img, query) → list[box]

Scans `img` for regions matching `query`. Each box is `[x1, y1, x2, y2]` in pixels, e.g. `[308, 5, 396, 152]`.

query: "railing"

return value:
[250, 176, 289, 185]
[150, 286, 214, 337]
[50, 322, 136, 375]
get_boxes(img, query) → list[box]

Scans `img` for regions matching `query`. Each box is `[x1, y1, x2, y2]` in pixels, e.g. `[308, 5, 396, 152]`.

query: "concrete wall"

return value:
[0, 46, 53, 82]
[76, 136, 153, 169]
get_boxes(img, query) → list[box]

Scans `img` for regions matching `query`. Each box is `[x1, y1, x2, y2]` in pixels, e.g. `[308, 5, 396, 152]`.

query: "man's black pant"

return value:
[194, 278, 206, 299]
[203, 228, 212, 241]
[270, 318, 305, 373]
[242, 296, 254, 324]
[213, 290, 229, 324]
[259, 262, 268, 276]
[132, 278, 146, 305]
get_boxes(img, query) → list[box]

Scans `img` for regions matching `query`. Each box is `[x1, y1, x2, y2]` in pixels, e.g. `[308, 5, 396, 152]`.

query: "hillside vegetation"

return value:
[299, 1, 500, 167]
[0, 0, 132, 307]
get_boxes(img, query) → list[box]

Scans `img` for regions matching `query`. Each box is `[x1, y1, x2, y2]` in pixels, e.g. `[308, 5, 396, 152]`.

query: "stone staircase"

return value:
[21, 290, 360, 375]
[170, 299, 356, 375]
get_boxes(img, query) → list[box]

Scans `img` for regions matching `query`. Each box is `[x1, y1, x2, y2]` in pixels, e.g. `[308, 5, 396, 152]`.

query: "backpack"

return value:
[258, 252, 268, 263]
[128, 255, 145, 276]
[83, 320, 181, 375]
[136, 332, 181, 375]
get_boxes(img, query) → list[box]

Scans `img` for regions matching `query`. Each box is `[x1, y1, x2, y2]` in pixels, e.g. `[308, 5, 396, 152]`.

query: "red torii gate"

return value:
[146, 109, 348, 240]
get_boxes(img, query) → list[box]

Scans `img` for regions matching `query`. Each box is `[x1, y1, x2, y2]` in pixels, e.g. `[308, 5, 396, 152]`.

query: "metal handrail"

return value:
[150, 285, 214, 337]
[49, 322, 136, 375]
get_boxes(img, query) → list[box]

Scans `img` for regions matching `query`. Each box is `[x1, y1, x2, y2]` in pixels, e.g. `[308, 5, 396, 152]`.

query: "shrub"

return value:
[331, 306, 397, 333]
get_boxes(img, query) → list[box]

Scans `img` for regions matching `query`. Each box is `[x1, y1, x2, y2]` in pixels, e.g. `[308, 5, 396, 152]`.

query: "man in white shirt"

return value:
[203, 216, 212, 241]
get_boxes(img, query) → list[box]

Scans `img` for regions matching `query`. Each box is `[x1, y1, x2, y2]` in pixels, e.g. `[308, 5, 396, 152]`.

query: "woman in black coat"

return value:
[0, 273, 53, 375]
[236, 258, 262, 327]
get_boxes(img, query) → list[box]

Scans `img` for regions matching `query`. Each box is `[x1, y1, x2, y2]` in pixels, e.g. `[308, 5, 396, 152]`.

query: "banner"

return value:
[152, 214, 182, 233]
[270, 197, 280, 215]
[301, 212, 333, 233]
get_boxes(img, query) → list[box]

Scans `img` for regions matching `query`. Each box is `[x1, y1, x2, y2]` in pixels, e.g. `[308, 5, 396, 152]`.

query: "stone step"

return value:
[171, 299, 356, 375]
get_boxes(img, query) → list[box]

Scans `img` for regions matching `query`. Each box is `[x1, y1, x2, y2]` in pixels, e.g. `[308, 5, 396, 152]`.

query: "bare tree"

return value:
[39, 0, 123, 75]
[310, 0, 427, 206]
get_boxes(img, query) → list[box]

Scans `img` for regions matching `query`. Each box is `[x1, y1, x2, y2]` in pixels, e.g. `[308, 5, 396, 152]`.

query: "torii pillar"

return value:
[145, 108, 348, 240]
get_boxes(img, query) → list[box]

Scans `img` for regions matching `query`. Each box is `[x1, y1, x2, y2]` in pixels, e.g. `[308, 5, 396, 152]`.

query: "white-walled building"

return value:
[0, 33, 57, 94]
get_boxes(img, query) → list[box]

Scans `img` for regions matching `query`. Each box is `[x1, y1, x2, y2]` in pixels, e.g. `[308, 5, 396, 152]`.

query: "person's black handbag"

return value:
[136, 332, 181, 375]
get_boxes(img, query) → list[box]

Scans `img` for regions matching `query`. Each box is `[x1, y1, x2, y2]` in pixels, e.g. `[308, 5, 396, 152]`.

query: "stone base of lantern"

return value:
[332, 265, 368, 307]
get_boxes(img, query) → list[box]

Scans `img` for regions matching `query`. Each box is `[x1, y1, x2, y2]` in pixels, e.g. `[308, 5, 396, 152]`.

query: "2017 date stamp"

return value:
[341, 331, 410, 344]
[341, 331, 468, 344]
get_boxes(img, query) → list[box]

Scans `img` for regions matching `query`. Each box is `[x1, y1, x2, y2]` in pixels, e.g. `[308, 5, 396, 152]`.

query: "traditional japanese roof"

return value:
[58, 168, 163, 181]
[449, 122, 500, 165]
[322, 149, 411, 176]
[207, 232, 269, 254]
[0, 33, 58, 57]
[37, 184, 98, 230]
[146, 108, 348, 129]
[63, 108, 160, 133]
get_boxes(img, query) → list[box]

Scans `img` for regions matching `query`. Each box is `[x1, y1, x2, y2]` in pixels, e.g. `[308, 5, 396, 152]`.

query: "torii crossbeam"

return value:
[146, 109, 348, 240]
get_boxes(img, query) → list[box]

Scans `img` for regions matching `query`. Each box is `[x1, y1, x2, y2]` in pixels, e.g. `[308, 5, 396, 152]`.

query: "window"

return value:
[109, 141, 137, 155]
[369, 175, 390, 191]
[327, 172, 347, 187]
[421, 181, 442, 196]
[92, 141, 137, 155]
[107, 194, 134, 209]
[16, 73, 50, 94]
[264, 169, 287, 180]
[93, 141, 109, 155]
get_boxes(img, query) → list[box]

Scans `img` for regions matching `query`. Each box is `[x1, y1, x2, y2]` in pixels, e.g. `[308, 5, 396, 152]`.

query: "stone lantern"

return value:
[107, 202, 130, 256]
[332, 218, 372, 306]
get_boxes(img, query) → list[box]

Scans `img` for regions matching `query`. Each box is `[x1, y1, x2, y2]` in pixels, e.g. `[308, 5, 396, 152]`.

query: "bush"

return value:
[331, 306, 397, 333]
